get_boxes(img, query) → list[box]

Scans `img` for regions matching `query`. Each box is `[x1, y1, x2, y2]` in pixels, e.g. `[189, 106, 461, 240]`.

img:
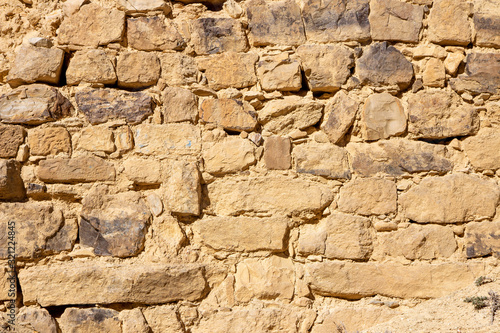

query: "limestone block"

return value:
[293, 142, 351, 180]
[463, 127, 500, 171]
[256, 54, 301, 92]
[162, 87, 198, 123]
[59, 308, 121, 333]
[450, 53, 500, 95]
[127, 16, 185, 51]
[203, 136, 256, 174]
[200, 52, 258, 90]
[117, 51, 160, 88]
[119, 308, 150, 333]
[163, 161, 201, 216]
[28, 126, 71, 156]
[0, 160, 25, 201]
[0, 124, 25, 158]
[66, 49, 116, 86]
[200, 99, 257, 132]
[423, 58, 446, 87]
[321, 91, 358, 144]
[18, 307, 58, 333]
[428, 0, 472, 45]
[37, 156, 116, 183]
[263, 136, 291, 170]
[159, 53, 198, 86]
[465, 221, 500, 258]
[78, 126, 115, 153]
[142, 306, 183, 333]
[191, 18, 248, 55]
[362, 93, 406, 140]
[134, 124, 201, 156]
[474, 1, 500, 48]
[338, 178, 397, 215]
[123, 157, 161, 185]
[444, 52, 465, 75]
[118, 0, 171, 14]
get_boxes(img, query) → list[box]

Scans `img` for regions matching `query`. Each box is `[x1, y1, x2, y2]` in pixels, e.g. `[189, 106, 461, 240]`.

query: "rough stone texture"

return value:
[66, 49, 117, 86]
[301, 0, 370, 43]
[444, 52, 465, 75]
[19, 262, 207, 306]
[75, 89, 153, 125]
[369, 0, 423, 43]
[118, 0, 171, 14]
[263, 136, 291, 170]
[134, 124, 202, 156]
[28, 126, 71, 156]
[127, 16, 185, 51]
[191, 18, 248, 55]
[59, 308, 122, 333]
[116, 51, 161, 88]
[311, 307, 397, 333]
[246, 0, 305, 46]
[306, 262, 484, 299]
[0, 160, 25, 201]
[18, 307, 58, 333]
[428, 0, 471, 45]
[164, 161, 201, 216]
[256, 55, 302, 92]
[465, 221, 500, 258]
[123, 157, 161, 185]
[346, 139, 453, 176]
[207, 176, 333, 218]
[119, 308, 151, 333]
[162, 87, 198, 123]
[474, 1, 500, 48]
[321, 91, 358, 144]
[297, 44, 354, 92]
[362, 93, 406, 141]
[450, 53, 500, 95]
[338, 178, 397, 216]
[37, 156, 116, 183]
[192, 216, 288, 252]
[0, 84, 72, 125]
[423, 58, 446, 87]
[463, 127, 500, 171]
[160, 53, 198, 86]
[203, 136, 256, 174]
[400, 174, 500, 223]
[58, 3, 125, 47]
[78, 125, 115, 153]
[357, 42, 414, 90]
[200, 99, 257, 132]
[298, 212, 373, 260]
[142, 306, 183, 333]
[407, 90, 478, 139]
[293, 142, 351, 180]
[0, 124, 25, 158]
[7, 45, 64, 88]
[201, 52, 258, 90]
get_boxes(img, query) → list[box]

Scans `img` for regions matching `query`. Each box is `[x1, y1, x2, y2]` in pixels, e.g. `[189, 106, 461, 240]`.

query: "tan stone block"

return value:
[0, 124, 25, 158]
[423, 58, 445, 87]
[465, 221, 500, 258]
[127, 16, 185, 51]
[134, 124, 201, 156]
[28, 127, 71, 156]
[78, 126, 115, 153]
[0, 160, 25, 201]
[200, 99, 257, 132]
[66, 49, 116, 86]
[119, 308, 150, 333]
[362, 93, 406, 140]
[338, 178, 397, 215]
[159, 53, 198, 86]
[162, 87, 198, 123]
[263, 136, 291, 170]
[463, 127, 500, 171]
[203, 136, 255, 174]
[444, 52, 465, 75]
[114, 126, 133, 153]
[474, 1, 500, 48]
[37, 156, 116, 183]
[59, 308, 121, 333]
[201, 52, 258, 90]
[118, 0, 171, 14]
[18, 307, 58, 333]
[256, 54, 301, 92]
[428, 0, 472, 45]
[123, 157, 161, 185]
[149, 215, 186, 255]
[321, 91, 359, 144]
[450, 52, 500, 95]
[116, 51, 160, 88]
[142, 305, 183, 333]
[191, 18, 248, 55]
[164, 161, 201, 216]
[294, 142, 351, 180]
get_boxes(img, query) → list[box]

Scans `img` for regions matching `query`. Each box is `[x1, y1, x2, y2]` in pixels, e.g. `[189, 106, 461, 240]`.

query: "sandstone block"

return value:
[127, 16, 185, 51]
[149, 215, 186, 255]
[463, 127, 500, 171]
[117, 51, 160, 88]
[301, 0, 370, 43]
[0, 125, 25, 158]
[123, 157, 161, 184]
[450, 53, 500, 95]
[78, 125, 115, 153]
[59, 308, 121, 333]
[7, 45, 64, 88]
[297, 44, 354, 92]
[200, 99, 257, 132]
[293, 142, 350, 180]
[119, 308, 150, 333]
[191, 18, 248, 55]
[423, 58, 446, 87]
[465, 221, 500, 258]
[444, 52, 465, 76]
[201, 52, 258, 90]
[142, 306, 183, 333]
[134, 124, 201, 156]
[338, 178, 397, 215]
[164, 161, 201, 216]
[400, 174, 500, 223]
[66, 49, 116, 86]
[159, 53, 198, 86]
[28, 126, 71, 156]
[0, 160, 25, 201]
[192, 216, 288, 252]
[118, 0, 171, 14]
[474, 2, 500, 48]
[75, 88, 152, 125]
[18, 307, 58, 333]
[58, 3, 125, 47]
[162, 87, 198, 123]
[256, 55, 301, 92]
[37, 156, 115, 183]
[428, 0, 471, 45]
[263, 136, 291, 170]
[246, 0, 305, 46]
[203, 136, 255, 174]
[115, 126, 134, 153]
[0, 84, 72, 125]
[321, 91, 358, 144]
[362, 93, 406, 141]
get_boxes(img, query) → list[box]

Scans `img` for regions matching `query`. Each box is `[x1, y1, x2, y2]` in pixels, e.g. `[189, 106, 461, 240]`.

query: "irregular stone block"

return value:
[162, 87, 198, 123]
[7, 45, 64, 88]
[123, 157, 161, 185]
[119, 308, 150, 333]
[203, 136, 255, 174]
[301, 0, 370, 43]
[298, 212, 373, 260]
[116, 51, 160, 88]
[297, 44, 354, 92]
[321, 91, 358, 144]
[19, 262, 207, 306]
[192, 216, 288, 252]
[0, 124, 25, 158]
[463, 127, 500, 171]
[474, 1, 500, 48]
[246, 0, 305, 46]
[400, 174, 500, 223]
[78, 125, 115, 153]
[18, 307, 58, 333]
[191, 18, 248, 55]
[159, 53, 198, 86]
[37, 156, 116, 183]
[450, 53, 500, 95]
[134, 124, 201, 156]
[338, 178, 397, 215]
[66, 49, 116, 86]
[142, 305, 183, 333]
[362, 93, 406, 141]
[58, 3, 125, 47]
[444, 52, 465, 75]
[256, 54, 301, 92]
[75, 88, 153, 125]
[200, 52, 258, 90]
[28, 127, 71, 156]
[164, 161, 201, 216]
[118, 0, 171, 14]
[59, 308, 121, 333]
[263, 136, 291, 170]
[200, 99, 257, 132]
[346, 139, 453, 176]
[465, 221, 500, 258]
[0, 160, 25, 201]
[428, 0, 471, 45]
[149, 215, 186, 255]
[423, 58, 445, 87]
[0, 84, 72, 125]
[127, 16, 185, 51]
[293, 142, 351, 180]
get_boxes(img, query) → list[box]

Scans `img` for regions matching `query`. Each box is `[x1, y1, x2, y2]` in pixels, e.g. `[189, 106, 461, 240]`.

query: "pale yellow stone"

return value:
[134, 124, 201, 157]
[123, 157, 161, 184]
[142, 305, 183, 333]
[362, 93, 406, 140]
[66, 49, 116, 86]
[423, 58, 446, 87]
[78, 126, 115, 153]
[444, 52, 465, 75]
[163, 160, 201, 216]
[293, 142, 350, 179]
[428, 0, 472, 45]
[28, 126, 71, 156]
[203, 136, 255, 174]
[463, 127, 500, 171]
[338, 178, 397, 216]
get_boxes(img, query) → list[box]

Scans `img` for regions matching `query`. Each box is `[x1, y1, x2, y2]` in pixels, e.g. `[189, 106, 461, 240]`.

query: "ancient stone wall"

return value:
[1, 0, 500, 331]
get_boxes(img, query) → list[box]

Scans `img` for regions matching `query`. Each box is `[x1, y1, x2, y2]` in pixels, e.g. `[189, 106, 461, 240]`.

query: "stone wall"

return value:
[1, 0, 500, 331]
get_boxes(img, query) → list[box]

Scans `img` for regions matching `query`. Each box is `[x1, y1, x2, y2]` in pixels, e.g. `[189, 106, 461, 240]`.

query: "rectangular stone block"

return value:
[450, 53, 500, 95]
[36, 156, 116, 183]
[0, 159, 25, 201]
[0, 124, 25, 158]
[293, 142, 351, 180]
[465, 221, 500, 258]
[134, 124, 201, 156]
[164, 161, 201, 216]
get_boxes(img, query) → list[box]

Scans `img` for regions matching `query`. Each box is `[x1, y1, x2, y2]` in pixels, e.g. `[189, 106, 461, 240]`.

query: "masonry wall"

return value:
[1, 0, 500, 331]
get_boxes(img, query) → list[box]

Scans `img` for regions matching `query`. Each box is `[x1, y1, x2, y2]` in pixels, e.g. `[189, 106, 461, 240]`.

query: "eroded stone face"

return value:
[362, 93, 406, 141]
[321, 91, 359, 144]
[200, 99, 257, 132]
[465, 221, 500, 258]
[117, 0, 171, 14]
[162, 87, 198, 123]
[337, 178, 397, 216]
[463, 127, 500, 171]
[474, 1, 500, 48]
[256, 55, 302, 92]
[134, 124, 202, 156]
[160, 53, 198, 86]
[203, 136, 256, 174]
[127, 16, 185, 51]
[191, 18, 248, 55]
[0, 160, 25, 201]
[28, 127, 71, 156]
[163, 161, 201, 216]
[18, 307, 58, 333]
[59, 308, 122, 333]
[201, 52, 258, 90]
[37, 156, 116, 183]
[66, 49, 117, 86]
[0, 124, 25, 158]
[263, 136, 291, 170]
[427, 0, 472, 45]
[116, 51, 161, 88]
[293, 142, 351, 180]
[450, 53, 500, 95]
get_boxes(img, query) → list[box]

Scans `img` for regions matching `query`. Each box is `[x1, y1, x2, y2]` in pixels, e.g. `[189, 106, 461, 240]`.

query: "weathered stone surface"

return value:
[444, 52, 465, 75]
[256, 54, 301, 92]
[400, 174, 500, 223]
[7, 45, 64, 88]
[312, 307, 397, 333]
[162, 87, 198, 123]
[362, 93, 406, 141]
[148, 215, 186, 255]
[0, 84, 72, 125]
[423, 58, 446, 87]
[28, 126, 71, 156]
[114, 126, 134, 153]
[18, 307, 58, 333]
[58, 3, 125, 47]
[200, 99, 257, 132]
[407, 90, 478, 139]
[203, 136, 256, 174]
[59, 308, 121, 333]
[117, 51, 160, 88]
[118, 0, 171, 14]
[463, 127, 500, 171]
[246, 0, 305, 46]
[191, 18, 248, 55]
[192, 216, 288, 252]
[207, 176, 333, 217]
[357, 42, 414, 89]
[119, 308, 150, 333]
[37, 156, 116, 183]
[297, 44, 354, 92]
[0, 124, 25, 158]
[263, 136, 291, 170]
[0, 160, 25, 200]
[321, 91, 358, 144]
[465, 221, 500, 258]
[450, 53, 500, 95]
[235, 256, 294, 302]
[134, 124, 201, 156]
[338, 178, 397, 215]
[19, 262, 207, 306]
[66, 49, 116, 86]
[127, 16, 185, 51]
[75, 89, 153, 125]
[301, 0, 370, 43]
[293, 142, 351, 179]
[298, 212, 373, 260]
[259, 97, 323, 135]
[201, 52, 258, 90]
[123, 157, 161, 184]
[428, 0, 471, 45]
[164, 161, 201, 216]
[369, 0, 423, 42]
[306, 261, 484, 299]
[142, 305, 183, 333]
[346, 139, 453, 176]
[78, 125, 115, 153]
[474, 1, 500, 48]
[159, 53, 198, 86]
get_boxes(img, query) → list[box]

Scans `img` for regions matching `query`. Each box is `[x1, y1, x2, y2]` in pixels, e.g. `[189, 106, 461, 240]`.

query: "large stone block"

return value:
[37, 156, 116, 183]
[66, 49, 116, 86]
[428, 0, 471, 45]
[200, 52, 258, 90]
[123, 157, 161, 185]
[293, 142, 351, 180]
[450, 53, 500, 95]
[338, 178, 397, 215]
[116, 51, 160, 88]
[18, 307, 58, 333]
[362, 93, 406, 141]
[256, 54, 301, 92]
[200, 99, 257, 132]
[163, 161, 201, 216]
[59, 308, 121, 333]
[0, 124, 25, 158]
[127, 16, 185, 51]
[465, 221, 500, 258]
[191, 18, 248, 55]
[159, 53, 198, 86]
[203, 136, 256, 174]
[321, 91, 358, 144]
[28, 126, 71, 156]
[78, 125, 115, 153]
[0, 160, 25, 201]
[474, 1, 500, 48]
[142, 305, 183, 333]
[463, 127, 500, 171]
[263, 136, 291, 170]
[162, 87, 198, 123]
[134, 124, 201, 156]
